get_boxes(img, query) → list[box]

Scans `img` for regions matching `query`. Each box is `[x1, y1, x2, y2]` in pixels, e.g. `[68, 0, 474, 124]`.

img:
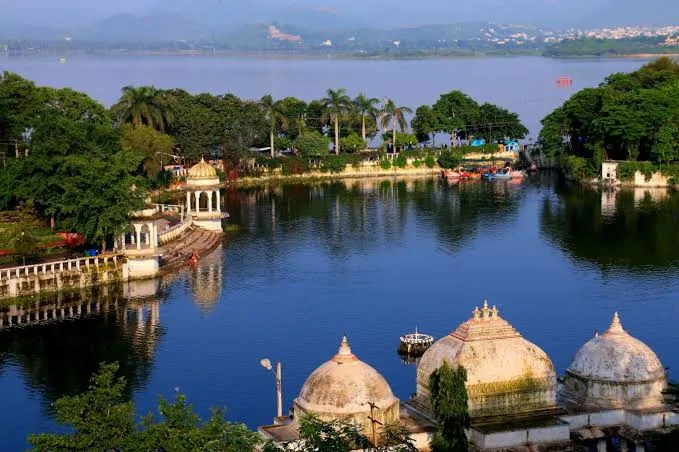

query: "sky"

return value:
[2, 0, 676, 29]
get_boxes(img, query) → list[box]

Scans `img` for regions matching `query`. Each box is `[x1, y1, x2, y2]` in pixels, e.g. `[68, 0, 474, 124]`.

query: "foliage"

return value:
[380, 158, 393, 170]
[393, 153, 408, 168]
[28, 362, 261, 452]
[0, 71, 41, 148]
[111, 85, 176, 131]
[411, 105, 438, 144]
[322, 88, 352, 154]
[28, 362, 135, 451]
[544, 36, 679, 58]
[322, 154, 361, 173]
[561, 155, 599, 181]
[437, 150, 465, 169]
[261, 94, 289, 157]
[274, 136, 293, 152]
[121, 123, 175, 180]
[540, 58, 679, 165]
[296, 131, 331, 157]
[381, 132, 418, 148]
[340, 133, 368, 153]
[354, 93, 381, 141]
[280, 156, 311, 175]
[263, 414, 416, 452]
[424, 155, 436, 168]
[379, 99, 413, 150]
[616, 161, 679, 182]
[428, 361, 470, 452]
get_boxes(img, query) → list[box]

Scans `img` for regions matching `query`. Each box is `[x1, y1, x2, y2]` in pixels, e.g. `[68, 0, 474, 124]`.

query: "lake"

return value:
[1, 175, 679, 450]
[0, 56, 650, 136]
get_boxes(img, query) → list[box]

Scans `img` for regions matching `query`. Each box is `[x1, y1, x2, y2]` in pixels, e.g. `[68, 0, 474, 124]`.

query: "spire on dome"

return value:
[338, 335, 352, 356]
[606, 312, 626, 335]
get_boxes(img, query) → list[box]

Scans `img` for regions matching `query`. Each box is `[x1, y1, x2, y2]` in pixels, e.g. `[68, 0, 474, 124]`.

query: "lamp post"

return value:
[260, 358, 283, 419]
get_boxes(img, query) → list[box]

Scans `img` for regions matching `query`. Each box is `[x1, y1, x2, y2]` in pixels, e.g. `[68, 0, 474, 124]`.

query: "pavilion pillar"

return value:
[194, 191, 200, 212]
[596, 439, 606, 452]
[216, 190, 221, 212]
[135, 224, 141, 250]
[186, 191, 191, 213]
[208, 190, 213, 212]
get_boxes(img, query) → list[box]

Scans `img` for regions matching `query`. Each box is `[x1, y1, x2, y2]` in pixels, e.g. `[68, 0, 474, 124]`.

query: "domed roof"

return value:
[295, 337, 398, 416]
[566, 312, 665, 383]
[417, 301, 555, 389]
[187, 158, 218, 180]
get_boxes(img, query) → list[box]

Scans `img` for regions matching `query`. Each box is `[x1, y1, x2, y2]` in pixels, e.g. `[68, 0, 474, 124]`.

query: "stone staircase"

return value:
[158, 226, 223, 270]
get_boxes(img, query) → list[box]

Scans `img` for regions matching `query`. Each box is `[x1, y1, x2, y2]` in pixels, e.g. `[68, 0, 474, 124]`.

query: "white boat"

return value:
[59, 58, 66, 63]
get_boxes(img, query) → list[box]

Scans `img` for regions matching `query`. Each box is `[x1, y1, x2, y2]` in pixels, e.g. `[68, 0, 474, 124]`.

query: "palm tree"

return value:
[111, 86, 175, 131]
[321, 88, 352, 154]
[353, 93, 380, 142]
[260, 94, 288, 158]
[379, 99, 413, 152]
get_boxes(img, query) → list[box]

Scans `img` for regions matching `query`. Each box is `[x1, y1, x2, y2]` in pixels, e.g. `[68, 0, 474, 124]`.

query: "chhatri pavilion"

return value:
[258, 301, 679, 451]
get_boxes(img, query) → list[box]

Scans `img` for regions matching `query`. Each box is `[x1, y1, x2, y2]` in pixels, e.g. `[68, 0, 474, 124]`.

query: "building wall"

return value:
[562, 372, 666, 410]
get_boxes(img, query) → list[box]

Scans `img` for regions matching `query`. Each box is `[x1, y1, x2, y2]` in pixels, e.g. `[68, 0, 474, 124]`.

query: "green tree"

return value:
[111, 85, 176, 131]
[437, 150, 464, 170]
[354, 93, 380, 142]
[295, 131, 330, 157]
[277, 96, 309, 140]
[340, 133, 367, 153]
[28, 362, 135, 451]
[381, 132, 418, 149]
[0, 71, 40, 156]
[652, 122, 679, 165]
[379, 99, 413, 151]
[412, 105, 438, 145]
[260, 94, 288, 158]
[121, 123, 176, 181]
[431, 91, 480, 144]
[428, 361, 470, 452]
[322, 88, 352, 154]
[475, 103, 528, 142]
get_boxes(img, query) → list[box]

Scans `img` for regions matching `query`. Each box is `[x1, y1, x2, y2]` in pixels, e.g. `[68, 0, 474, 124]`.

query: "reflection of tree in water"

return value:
[540, 184, 679, 270]
[0, 286, 165, 409]
[410, 179, 524, 251]
[227, 178, 524, 257]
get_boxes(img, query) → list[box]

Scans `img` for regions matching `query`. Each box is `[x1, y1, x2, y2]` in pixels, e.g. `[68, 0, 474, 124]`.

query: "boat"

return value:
[509, 170, 526, 179]
[527, 163, 537, 173]
[59, 58, 66, 64]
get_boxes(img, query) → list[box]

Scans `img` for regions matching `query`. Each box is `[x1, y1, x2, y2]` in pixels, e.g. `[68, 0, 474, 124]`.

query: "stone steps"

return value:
[158, 227, 223, 269]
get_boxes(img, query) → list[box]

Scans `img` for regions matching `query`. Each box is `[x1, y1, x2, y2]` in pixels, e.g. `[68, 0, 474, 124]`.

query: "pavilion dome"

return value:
[416, 301, 557, 418]
[186, 158, 219, 187]
[294, 337, 399, 436]
[561, 312, 666, 409]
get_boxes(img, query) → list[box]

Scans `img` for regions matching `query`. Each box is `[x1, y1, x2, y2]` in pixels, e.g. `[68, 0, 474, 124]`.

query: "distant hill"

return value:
[70, 13, 208, 42]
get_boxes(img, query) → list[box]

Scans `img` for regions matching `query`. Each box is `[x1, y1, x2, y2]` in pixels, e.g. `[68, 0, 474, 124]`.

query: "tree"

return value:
[428, 361, 470, 452]
[354, 93, 380, 142]
[379, 99, 412, 151]
[295, 131, 330, 157]
[340, 133, 367, 153]
[277, 96, 309, 141]
[651, 121, 679, 165]
[412, 105, 437, 145]
[322, 88, 352, 154]
[0, 71, 40, 156]
[261, 94, 288, 158]
[28, 362, 136, 451]
[121, 123, 176, 181]
[28, 362, 261, 452]
[111, 85, 175, 131]
[475, 103, 528, 143]
[431, 91, 480, 144]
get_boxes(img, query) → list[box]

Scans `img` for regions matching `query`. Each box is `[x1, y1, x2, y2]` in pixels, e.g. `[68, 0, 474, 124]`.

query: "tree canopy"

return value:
[540, 57, 679, 164]
[428, 361, 470, 452]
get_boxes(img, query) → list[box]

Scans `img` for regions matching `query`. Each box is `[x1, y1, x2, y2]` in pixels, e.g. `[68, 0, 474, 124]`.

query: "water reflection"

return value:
[188, 245, 225, 313]
[228, 177, 526, 255]
[541, 184, 679, 271]
[0, 283, 166, 406]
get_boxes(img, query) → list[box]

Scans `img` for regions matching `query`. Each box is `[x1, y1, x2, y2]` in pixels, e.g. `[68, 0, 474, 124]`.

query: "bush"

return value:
[295, 132, 330, 157]
[413, 160, 423, 168]
[437, 150, 464, 169]
[280, 157, 310, 175]
[562, 155, 598, 181]
[274, 136, 292, 151]
[424, 155, 436, 168]
[393, 154, 408, 168]
[339, 134, 367, 153]
[321, 154, 360, 173]
[380, 159, 392, 170]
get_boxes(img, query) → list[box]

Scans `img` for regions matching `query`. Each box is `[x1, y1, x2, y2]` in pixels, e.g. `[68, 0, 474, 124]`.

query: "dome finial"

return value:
[482, 299, 491, 319]
[338, 335, 352, 356]
[606, 311, 626, 335]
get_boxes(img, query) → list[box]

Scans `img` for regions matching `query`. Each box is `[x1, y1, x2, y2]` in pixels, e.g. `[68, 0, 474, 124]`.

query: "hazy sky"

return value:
[2, 0, 676, 29]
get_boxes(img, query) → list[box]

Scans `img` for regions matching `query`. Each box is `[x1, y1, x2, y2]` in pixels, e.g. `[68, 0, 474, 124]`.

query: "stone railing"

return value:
[0, 254, 124, 281]
[159, 215, 193, 245]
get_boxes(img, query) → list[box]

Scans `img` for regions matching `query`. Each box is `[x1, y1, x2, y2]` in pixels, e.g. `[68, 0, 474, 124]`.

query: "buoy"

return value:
[555, 76, 573, 88]
[398, 327, 434, 357]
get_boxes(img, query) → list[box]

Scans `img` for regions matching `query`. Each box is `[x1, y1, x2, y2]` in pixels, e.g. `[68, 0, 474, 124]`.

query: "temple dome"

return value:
[294, 337, 399, 436]
[416, 301, 557, 418]
[567, 313, 664, 382]
[561, 312, 666, 409]
[186, 158, 219, 187]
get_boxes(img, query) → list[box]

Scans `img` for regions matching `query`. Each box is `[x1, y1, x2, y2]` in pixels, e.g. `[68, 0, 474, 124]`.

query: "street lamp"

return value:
[260, 358, 283, 419]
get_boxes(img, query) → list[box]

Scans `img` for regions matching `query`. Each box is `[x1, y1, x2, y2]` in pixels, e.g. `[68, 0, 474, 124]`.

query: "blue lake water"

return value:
[1, 175, 679, 450]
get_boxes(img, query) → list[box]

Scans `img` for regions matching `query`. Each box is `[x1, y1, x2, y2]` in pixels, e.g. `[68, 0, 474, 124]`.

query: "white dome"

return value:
[562, 312, 666, 409]
[186, 158, 219, 187]
[567, 312, 665, 383]
[295, 337, 398, 416]
[416, 301, 557, 417]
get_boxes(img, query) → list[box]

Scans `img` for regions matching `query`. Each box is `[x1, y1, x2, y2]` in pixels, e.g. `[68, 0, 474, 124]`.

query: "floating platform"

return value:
[398, 329, 434, 357]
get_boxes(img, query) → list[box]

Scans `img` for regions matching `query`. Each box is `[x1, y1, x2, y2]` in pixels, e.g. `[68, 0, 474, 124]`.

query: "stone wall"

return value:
[236, 165, 441, 185]
[561, 371, 666, 410]
[0, 255, 124, 300]
[601, 161, 673, 188]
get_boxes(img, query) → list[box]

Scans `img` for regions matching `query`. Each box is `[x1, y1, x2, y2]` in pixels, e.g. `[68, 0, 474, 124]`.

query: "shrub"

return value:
[321, 154, 360, 173]
[295, 132, 330, 157]
[339, 134, 367, 153]
[280, 157, 310, 175]
[437, 150, 464, 169]
[380, 159, 392, 170]
[561, 155, 598, 181]
[393, 154, 408, 168]
[424, 155, 436, 168]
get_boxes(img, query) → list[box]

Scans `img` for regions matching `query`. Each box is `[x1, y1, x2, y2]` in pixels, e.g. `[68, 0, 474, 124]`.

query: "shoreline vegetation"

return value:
[540, 57, 679, 187]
